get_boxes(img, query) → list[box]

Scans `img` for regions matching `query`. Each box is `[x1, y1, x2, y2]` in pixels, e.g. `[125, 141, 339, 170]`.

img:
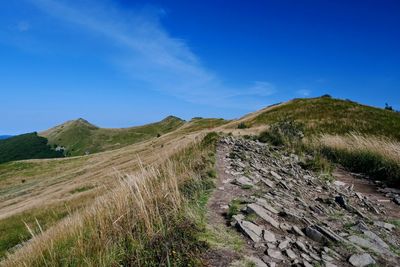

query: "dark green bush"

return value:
[237, 122, 249, 129]
[258, 120, 304, 146]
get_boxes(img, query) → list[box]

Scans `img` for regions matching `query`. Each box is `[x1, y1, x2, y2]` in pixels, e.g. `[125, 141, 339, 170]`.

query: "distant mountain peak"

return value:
[162, 115, 184, 122]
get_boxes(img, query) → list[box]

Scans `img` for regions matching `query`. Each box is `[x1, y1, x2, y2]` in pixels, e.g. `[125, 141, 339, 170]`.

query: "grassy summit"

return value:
[40, 116, 185, 156]
[245, 96, 400, 140]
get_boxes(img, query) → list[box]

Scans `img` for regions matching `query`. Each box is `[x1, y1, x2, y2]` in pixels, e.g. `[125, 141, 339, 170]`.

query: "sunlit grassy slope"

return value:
[0, 118, 230, 259]
[2, 97, 400, 264]
[238, 97, 400, 140]
[40, 116, 185, 156]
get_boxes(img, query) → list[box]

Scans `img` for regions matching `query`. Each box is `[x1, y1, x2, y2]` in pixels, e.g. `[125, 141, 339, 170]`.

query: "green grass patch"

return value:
[227, 199, 243, 219]
[0, 198, 90, 259]
[241, 184, 253, 190]
[249, 97, 400, 140]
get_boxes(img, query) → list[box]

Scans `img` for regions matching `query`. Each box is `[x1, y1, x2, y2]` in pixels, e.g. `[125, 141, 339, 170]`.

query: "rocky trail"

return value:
[207, 136, 400, 267]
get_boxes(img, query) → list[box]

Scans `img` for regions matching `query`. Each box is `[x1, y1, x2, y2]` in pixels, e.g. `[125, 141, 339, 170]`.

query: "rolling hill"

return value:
[0, 136, 12, 140]
[40, 116, 185, 156]
[232, 96, 400, 140]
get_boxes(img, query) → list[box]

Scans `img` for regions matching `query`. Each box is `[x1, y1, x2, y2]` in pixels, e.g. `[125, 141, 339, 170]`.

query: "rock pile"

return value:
[218, 136, 400, 267]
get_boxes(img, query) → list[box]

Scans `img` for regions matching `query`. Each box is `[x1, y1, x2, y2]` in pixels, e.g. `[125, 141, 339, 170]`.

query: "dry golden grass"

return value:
[318, 133, 400, 164]
[312, 133, 400, 185]
[0, 123, 204, 220]
[1, 135, 214, 266]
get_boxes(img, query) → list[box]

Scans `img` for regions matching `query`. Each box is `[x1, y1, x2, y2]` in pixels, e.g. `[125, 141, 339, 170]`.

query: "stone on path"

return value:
[263, 229, 277, 243]
[247, 203, 280, 229]
[373, 221, 395, 231]
[348, 253, 376, 267]
[348, 235, 387, 255]
[305, 226, 326, 243]
[233, 176, 253, 187]
[270, 171, 282, 180]
[266, 248, 284, 261]
[261, 177, 275, 188]
[234, 215, 263, 243]
[285, 249, 297, 260]
[292, 225, 305, 236]
[278, 239, 290, 250]
[256, 198, 279, 214]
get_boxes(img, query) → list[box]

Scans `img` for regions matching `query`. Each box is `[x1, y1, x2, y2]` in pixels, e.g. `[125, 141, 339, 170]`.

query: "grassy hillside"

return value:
[0, 133, 63, 164]
[243, 96, 400, 140]
[40, 116, 185, 156]
[1, 133, 219, 266]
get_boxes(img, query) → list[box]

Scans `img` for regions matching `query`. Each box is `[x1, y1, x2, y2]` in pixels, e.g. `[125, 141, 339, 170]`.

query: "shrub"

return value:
[237, 122, 249, 129]
[385, 103, 394, 111]
[321, 94, 332, 98]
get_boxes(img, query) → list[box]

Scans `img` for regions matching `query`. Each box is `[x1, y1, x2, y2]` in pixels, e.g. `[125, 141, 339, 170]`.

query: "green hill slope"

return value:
[40, 116, 185, 156]
[0, 133, 64, 164]
[244, 96, 400, 140]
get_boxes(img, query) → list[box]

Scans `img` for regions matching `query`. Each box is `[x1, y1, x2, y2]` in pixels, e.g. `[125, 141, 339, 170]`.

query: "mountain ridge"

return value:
[39, 115, 186, 156]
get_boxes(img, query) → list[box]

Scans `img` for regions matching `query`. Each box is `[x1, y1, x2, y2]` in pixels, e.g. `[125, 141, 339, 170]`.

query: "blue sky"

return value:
[1, 0, 399, 134]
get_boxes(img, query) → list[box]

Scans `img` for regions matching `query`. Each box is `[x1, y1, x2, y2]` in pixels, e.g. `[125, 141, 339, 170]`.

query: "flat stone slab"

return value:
[270, 171, 282, 180]
[263, 229, 277, 243]
[374, 221, 395, 231]
[236, 219, 263, 243]
[266, 248, 284, 261]
[348, 235, 387, 255]
[292, 225, 305, 236]
[285, 249, 297, 260]
[278, 239, 290, 250]
[233, 176, 253, 186]
[261, 177, 275, 188]
[247, 203, 280, 229]
[256, 198, 279, 214]
[348, 253, 376, 267]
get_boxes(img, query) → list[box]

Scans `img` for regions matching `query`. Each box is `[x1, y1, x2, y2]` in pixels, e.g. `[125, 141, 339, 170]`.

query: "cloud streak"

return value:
[28, 0, 275, 109]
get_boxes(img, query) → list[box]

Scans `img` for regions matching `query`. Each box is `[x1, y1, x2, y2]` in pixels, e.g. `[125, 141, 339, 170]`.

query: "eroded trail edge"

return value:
[207, 136, 400, 267]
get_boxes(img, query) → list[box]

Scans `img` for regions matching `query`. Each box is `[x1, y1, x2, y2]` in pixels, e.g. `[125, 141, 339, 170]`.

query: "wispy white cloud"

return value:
[296, 89, 311, 96]
[28, 0, 275, 109]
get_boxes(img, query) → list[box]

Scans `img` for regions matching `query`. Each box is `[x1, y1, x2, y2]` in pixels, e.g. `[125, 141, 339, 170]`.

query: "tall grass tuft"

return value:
[2, 133, 219, 266]
[315, 133, 400, 186]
